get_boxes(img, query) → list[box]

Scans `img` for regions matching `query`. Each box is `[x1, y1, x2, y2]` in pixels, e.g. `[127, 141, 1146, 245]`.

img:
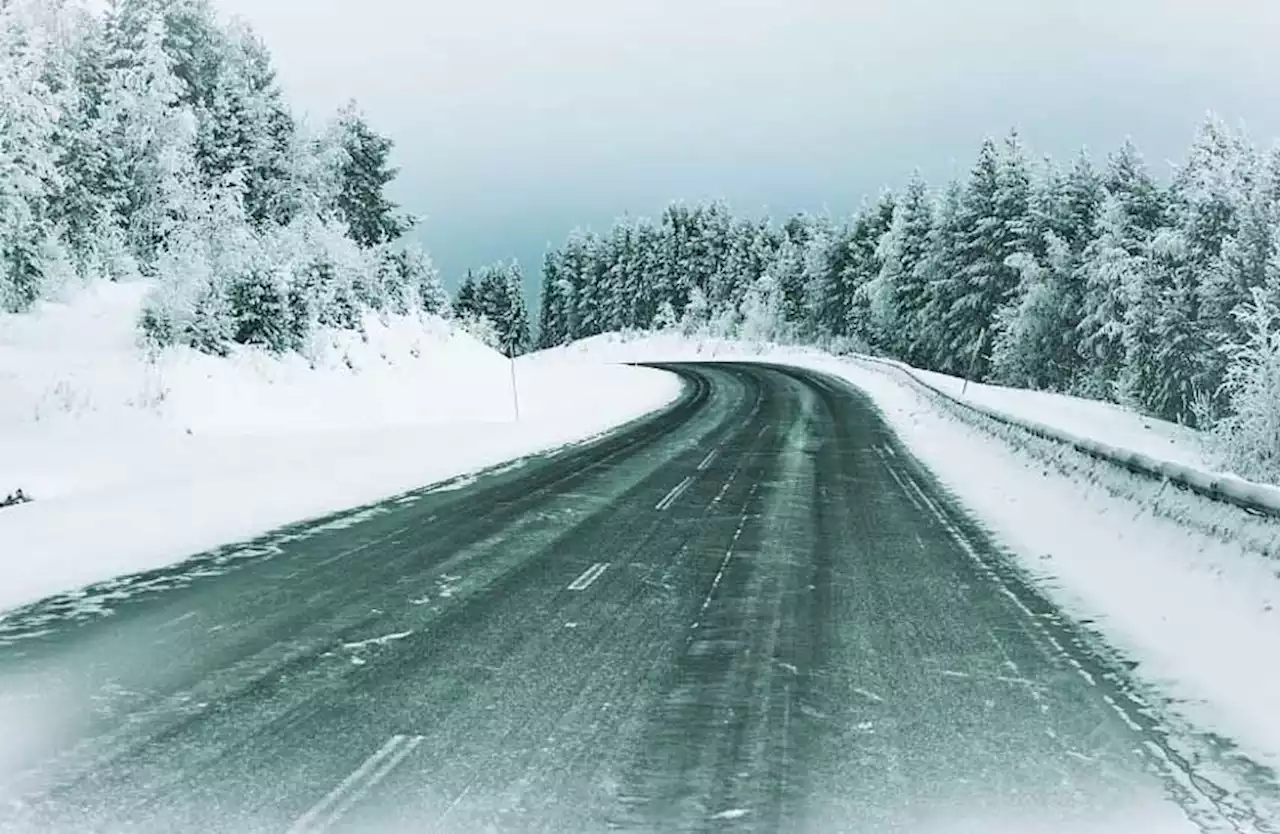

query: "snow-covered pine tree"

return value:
[0, 5, 56, 310]
[570, 231, 602, 338]
[1076, 140, 1167, 400]
[1129, 115, 1249, 424]
[866, 173, 931, 357]
[536, 248, 566, 348]
[1187, 121, 1268, 419]
[799, 220, 835, 339]
[990, 232, 1074, 390]
[630, 219, 661, 329]
[453, 269, 478, 319]
[990, 153, 1095, 391]
[389, 242, 446, 316]
[915, 180, 966, 371]
[500, 260, 532, 355]
[600, 218, 632, 332]
[1208, 287, 1280, 480]
[738, 272, 785, 346]
[1118, 227, 1211, 425]
[458, 261, 530, 355]
[329, 102, 410, 249]
[844, 195, 895, 343]
[768, 230, 806, 336]
[944, 132, 1032, 380]
[680, 285, 710, 338]
[45, 6, 117, 276]
[97, 8, 203, 268]
[652, 299, 678, 331]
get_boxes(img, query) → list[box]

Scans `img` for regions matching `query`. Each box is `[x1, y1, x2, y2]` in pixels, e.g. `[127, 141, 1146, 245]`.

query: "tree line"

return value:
[1, 0, 447, 355]
[534, 118, 1280, 482]
[451, 260, 531, 356]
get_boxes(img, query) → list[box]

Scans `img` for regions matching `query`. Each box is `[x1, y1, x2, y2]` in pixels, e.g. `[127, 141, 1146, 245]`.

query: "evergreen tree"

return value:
[739, 273, 785, 345]
[1209, 287, 1280, 480]
[944, 132, 1032, 380]
[768, 232, 806, 335]
[330, 103, 410, 248]
[844, 195, 895, 341]
[536, 249, 567, 348]
[917, 180, 967, 371]
[1, 0, 434, 355]
[0, 2, 63, 310]
[866, 173, 931, 356]
[1076, 140, 1167, 399]
[519, 127, 1280, 478]
[459, 261, 530, 355]
[1120, 229, 1210, 425]
[991, 153, 1098, 390]
[453, 270, 479, 319]
[500, 260, 532, 355]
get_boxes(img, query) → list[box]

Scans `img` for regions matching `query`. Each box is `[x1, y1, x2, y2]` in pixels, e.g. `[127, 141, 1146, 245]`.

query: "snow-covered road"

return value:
[0, 362, 1244, 833]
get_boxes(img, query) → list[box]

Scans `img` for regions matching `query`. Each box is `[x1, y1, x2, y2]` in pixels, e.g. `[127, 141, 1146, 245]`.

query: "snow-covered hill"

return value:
[0, 284, 680, 612]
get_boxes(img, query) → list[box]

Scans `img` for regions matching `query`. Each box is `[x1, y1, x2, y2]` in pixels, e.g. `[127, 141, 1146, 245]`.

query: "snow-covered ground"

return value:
[0, 284, 680, 613]
[909, 366, 1210, 470]
[555, 331, 1280, 804]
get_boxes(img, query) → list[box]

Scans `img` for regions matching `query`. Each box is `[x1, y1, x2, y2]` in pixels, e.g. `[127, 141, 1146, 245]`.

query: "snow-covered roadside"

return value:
[909, 365, 1210, 470]
[558, 332, 1280, 787]
[0, 286, 681, 613]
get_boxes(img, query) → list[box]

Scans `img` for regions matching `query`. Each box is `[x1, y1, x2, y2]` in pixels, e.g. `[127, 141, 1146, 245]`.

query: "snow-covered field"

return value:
[0, 284, 680, 613]
[556, 331, 1280, 799]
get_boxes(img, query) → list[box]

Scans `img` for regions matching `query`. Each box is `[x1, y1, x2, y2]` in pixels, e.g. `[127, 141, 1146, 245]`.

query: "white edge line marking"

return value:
[289, 734, 421, 833]
[655, 476, 694, 511]
[317, 735, 424, 830]
[697, 449, 719, 471]
[567, 562, 609, 591]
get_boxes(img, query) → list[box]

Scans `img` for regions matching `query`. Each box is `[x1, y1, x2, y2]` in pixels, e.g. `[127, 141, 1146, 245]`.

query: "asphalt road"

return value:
[0, 363, 1258, 833]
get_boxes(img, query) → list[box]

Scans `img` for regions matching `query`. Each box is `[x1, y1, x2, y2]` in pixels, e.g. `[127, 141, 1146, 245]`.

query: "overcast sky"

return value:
[213, 0, 1280, 291]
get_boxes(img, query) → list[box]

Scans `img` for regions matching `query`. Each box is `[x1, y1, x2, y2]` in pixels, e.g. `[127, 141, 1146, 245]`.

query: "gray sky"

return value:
[213, 0, 1280, 291]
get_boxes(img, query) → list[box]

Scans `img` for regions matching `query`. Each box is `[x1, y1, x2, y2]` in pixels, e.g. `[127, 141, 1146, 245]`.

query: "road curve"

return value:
[0, 363, 1251, 833]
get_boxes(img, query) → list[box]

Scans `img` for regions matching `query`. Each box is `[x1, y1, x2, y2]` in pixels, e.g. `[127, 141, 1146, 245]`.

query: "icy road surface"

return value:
[0, 364, 1261, 833]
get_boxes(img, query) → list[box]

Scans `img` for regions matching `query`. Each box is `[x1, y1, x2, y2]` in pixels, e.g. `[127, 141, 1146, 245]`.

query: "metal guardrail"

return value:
[851, 353, 1280, 519]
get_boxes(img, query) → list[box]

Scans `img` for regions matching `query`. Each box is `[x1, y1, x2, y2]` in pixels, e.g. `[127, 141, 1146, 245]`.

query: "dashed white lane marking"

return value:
[567, 562, 610, 591]
[693, 484, 760, 627]
[697, 449, 719, 471]
[655, 476, 694, 511]
[853, 687, 885, 704]
[288, 734, 424, 833]
[341, 630, 413, 651]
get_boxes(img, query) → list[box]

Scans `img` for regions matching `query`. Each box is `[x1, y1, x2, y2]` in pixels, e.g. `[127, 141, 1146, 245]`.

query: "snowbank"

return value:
[556, 331, 1280, 805]
[909, 366, 1209, 470]
[865, 355, 1280, 518]
[0, 285, 681, 612]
